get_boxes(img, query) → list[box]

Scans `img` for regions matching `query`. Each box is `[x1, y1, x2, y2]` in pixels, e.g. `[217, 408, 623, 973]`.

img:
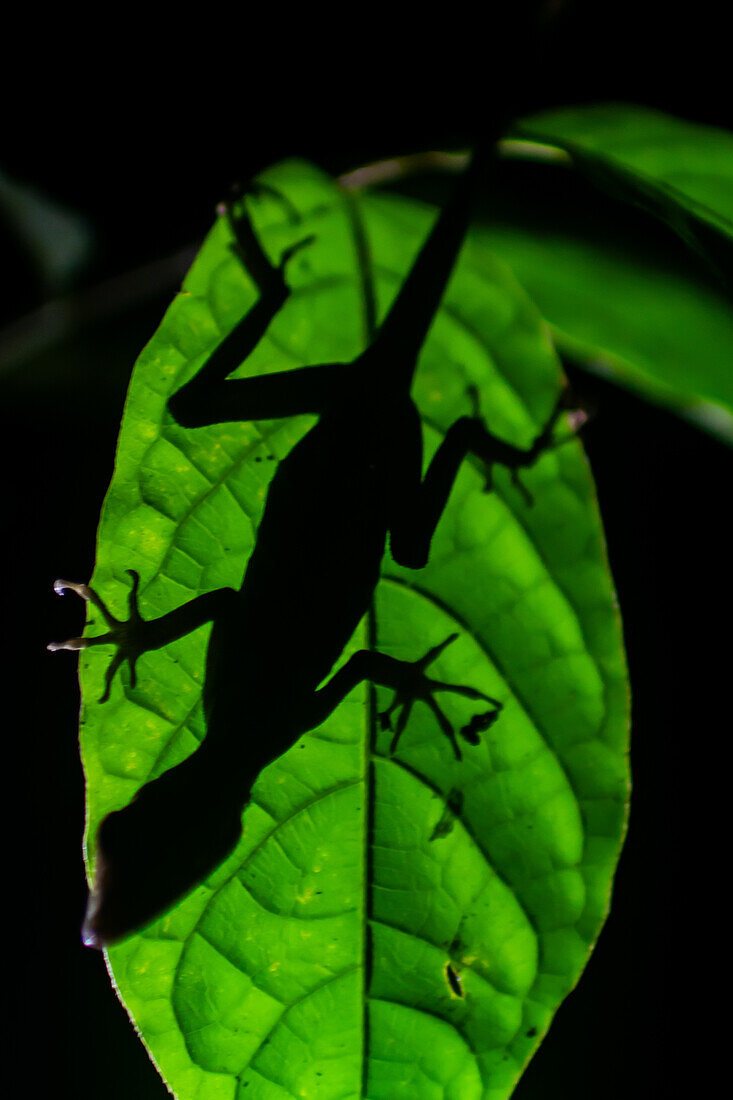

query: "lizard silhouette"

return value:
[50, 146, 578, 947]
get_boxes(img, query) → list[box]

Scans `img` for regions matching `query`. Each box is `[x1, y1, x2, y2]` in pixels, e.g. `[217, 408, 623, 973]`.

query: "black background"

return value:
[1, 3, 728, 1096]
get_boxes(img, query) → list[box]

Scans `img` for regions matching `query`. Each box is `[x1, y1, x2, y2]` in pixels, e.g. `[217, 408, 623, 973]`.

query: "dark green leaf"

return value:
[478, 195, 733, 439]
[516, 104, 733, 270]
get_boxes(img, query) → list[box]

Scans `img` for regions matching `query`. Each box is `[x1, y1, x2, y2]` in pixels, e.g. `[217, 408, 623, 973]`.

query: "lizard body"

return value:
[51, 148, 576, 946]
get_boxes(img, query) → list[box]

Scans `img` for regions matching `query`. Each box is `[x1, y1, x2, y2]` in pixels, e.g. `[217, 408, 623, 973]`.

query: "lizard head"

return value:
[82, 750, 244, 949]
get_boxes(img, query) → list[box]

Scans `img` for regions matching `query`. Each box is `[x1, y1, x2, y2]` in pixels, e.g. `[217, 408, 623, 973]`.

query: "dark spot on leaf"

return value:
[448, 934, 465, 956]
[429, 789, 463, 840]
[447, 789, 463, 814]
[526, 1026, 538, 1037]
[254, 456, 263, 462]
[445, 962, 464, 998]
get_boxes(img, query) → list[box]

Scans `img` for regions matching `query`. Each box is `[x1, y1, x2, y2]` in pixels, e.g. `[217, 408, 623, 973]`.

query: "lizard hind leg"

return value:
[379, 633, 503, 760]
[303, 637, 503, 761]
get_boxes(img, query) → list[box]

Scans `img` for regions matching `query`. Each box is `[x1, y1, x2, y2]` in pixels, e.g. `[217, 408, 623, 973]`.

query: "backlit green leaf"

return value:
[516, 103, 733, 257]
[508, 106, 733, 434]
[478, 199, 733, 439]
[78, 162, 629, 1099]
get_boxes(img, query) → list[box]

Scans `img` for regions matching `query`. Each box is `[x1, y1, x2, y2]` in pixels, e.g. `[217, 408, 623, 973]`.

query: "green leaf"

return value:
[515, 103, 733, 265]
[476, 190, 733, 439]
[79, 163, 629, 1099]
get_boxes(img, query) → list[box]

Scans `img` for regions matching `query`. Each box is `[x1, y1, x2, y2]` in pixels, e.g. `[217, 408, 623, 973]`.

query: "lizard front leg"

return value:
[166, 196, 341, 429]
[298, 634, 502, 761]
[390, 390, 587, 569]
[48, 571, 236, 701]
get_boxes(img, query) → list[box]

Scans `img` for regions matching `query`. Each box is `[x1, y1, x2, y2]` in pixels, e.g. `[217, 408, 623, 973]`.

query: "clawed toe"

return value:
[461, 707, 502, 746]
[53, 579, 94, 601]
[47, 636, 85, 652]
[48, 578, 113, 653]
[383, 634, 503, 761]
[48, 572, 145, 702]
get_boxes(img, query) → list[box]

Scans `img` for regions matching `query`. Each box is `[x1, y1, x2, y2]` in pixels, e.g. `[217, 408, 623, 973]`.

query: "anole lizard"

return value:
[50, 146, 581, 947]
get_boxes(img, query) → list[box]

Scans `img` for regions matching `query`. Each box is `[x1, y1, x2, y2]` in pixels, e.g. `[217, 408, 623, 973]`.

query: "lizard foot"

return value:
[217, 192, 315, 295]
[465, 384, 589, 505]
[48, 570, 146, 702]
[379, 634, 502, 761]
[227, 180, 302, 226]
